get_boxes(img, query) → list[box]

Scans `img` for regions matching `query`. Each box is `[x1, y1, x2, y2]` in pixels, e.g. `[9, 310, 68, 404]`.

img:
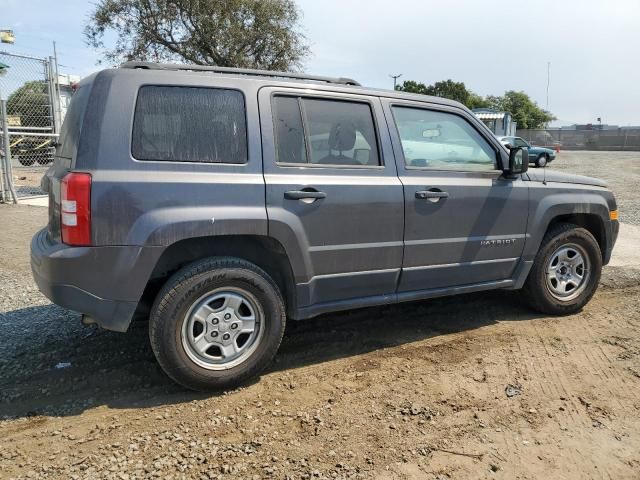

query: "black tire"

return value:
[149, 257, 286, 391]
[535, 153, 548, 168]
[18, 157, 36, 167]
[522, 223, 602, 315]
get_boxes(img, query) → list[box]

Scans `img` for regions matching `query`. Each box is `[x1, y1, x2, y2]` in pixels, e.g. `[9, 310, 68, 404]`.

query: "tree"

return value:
[466, 92, 490, 110]
[85, 0, 309, 71]
[486, 91, 555, 129]
[395, 80, 430, 95]
[423, 79, 470, 105]
[396, 78, 489, 109]
[7, 80, 50, 127]
[396, 79, 554, 128]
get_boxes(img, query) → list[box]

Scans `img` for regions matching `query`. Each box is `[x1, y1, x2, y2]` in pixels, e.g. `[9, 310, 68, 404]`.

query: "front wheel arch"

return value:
[545, 213, 606, 262]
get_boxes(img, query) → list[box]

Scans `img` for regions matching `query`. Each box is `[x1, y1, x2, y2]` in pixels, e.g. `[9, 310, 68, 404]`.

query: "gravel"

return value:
[548, 150, 640, 226]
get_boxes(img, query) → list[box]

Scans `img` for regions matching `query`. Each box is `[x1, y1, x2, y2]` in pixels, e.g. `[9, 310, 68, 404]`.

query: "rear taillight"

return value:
[61, 173, 92, 246]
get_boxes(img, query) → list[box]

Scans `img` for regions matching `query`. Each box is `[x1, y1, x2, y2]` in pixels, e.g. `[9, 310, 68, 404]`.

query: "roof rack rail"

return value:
[120, 61, 361, 86]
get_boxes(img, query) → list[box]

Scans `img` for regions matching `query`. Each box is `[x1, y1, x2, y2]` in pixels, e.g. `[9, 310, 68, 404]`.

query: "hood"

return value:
[527, 169, 608, 188]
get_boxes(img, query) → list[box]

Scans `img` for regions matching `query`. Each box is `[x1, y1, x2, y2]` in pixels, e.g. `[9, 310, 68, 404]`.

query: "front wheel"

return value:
[522, 223, 602, 315]
[149, 257, 286, 391]
[535, 154, 548, 168]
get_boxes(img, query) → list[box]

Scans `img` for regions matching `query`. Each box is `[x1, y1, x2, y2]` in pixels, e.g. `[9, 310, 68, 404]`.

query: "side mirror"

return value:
[505, 147, 529, 175]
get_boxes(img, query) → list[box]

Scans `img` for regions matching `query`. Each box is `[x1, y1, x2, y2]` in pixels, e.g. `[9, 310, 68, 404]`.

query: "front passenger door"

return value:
[383, 101, 529, 293]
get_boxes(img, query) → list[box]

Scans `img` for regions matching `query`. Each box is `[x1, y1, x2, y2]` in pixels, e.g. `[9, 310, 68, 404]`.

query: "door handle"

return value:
[284, 190, 327, 200]
[415, 189, 449, 201]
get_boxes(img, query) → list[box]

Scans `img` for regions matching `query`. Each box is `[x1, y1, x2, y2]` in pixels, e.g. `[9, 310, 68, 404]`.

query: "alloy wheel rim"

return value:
[181, 287, 264, 370]
[545, 243, 590, 301]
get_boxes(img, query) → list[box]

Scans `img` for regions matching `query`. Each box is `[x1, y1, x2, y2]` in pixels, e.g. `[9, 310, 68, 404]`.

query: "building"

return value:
[56, 73, 81, 126]
[472, 108, 516, 136]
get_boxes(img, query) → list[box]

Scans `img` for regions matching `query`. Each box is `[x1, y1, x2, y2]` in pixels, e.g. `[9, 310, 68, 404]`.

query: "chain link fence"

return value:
[517, 128, 640, 151]
[1, 51, 60, 202]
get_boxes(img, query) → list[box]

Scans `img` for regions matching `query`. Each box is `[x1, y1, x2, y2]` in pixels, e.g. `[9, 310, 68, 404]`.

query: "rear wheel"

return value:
[535, 153, 548, 168]
[522, 223, 602, 315]
[149, 257, 286, 391]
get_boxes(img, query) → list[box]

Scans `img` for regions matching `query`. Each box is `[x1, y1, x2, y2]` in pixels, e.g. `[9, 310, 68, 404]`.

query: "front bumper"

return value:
[604, 220, 619, 265]
[30, 228, 162, 332]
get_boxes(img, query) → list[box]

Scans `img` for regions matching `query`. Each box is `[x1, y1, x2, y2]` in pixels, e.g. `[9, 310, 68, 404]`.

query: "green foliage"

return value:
[424, 80, 470, 105]
[6, 80, 50, 128]
[485, 90, 555, 129]
[466, 92, 490, 110]
[85, 0, 309, 71]
[396, 79, 554, 128]
[395, 80, 430, 95]
[396, 79, 484, 109]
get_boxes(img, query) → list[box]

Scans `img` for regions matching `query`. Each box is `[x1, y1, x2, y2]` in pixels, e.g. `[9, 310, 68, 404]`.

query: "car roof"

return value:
[86, 62, 468, 111]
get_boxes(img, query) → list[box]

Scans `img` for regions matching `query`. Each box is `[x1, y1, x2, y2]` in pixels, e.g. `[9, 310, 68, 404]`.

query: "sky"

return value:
[2, 0, 639, 126]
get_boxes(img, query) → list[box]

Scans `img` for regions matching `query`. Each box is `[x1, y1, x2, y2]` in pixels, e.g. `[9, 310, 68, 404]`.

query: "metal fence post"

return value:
[48, 56, 62, 135]
[1, 98, 18, 204]
[0, 84, 5, 202]
[0, 134, 5, 202]
[0, 50, 59, 199]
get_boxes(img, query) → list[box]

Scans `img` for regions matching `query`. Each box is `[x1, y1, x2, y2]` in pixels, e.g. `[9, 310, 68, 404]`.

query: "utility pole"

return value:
[546, 61, 551, 110]
[390, 73, 402, 90]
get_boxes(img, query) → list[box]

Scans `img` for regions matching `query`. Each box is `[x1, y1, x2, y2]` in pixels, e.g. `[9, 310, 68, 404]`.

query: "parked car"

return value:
[498, 136, 556, 167]
[32, 63, 618, 391]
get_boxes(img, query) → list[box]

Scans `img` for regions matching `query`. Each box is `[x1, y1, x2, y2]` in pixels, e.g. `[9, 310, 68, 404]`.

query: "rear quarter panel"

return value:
[78, 69, 268, 247]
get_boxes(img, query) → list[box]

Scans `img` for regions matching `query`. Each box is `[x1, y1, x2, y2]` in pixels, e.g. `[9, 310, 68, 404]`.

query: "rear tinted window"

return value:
[272, 95, 381, 167]
[272, 96, 307, 164]
[132, 86, 247, 164]
[57, 84, 91, 159]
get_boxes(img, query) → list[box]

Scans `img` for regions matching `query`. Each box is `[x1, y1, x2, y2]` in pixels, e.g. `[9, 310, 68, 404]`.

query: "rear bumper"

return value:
[30, 228, 162, 332]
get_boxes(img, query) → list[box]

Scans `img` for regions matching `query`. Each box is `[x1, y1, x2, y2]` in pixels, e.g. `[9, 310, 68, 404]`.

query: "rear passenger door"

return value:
[259, 88, 404, 309]
[382, 100, 529, 292]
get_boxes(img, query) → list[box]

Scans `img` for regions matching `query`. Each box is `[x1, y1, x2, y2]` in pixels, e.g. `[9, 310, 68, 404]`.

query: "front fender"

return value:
[524, 186, 611, 261]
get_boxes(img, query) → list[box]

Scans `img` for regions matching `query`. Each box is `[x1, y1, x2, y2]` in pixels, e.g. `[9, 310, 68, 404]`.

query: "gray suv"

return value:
[31, 62, 619, 390]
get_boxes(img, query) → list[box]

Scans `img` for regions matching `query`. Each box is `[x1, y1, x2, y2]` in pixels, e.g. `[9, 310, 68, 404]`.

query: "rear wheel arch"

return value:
[141, 235, 297, 318]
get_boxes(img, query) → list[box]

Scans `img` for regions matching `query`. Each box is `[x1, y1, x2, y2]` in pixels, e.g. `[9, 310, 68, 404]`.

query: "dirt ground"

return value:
[1, 151, 639, 479]
[550, 150, 640, 226]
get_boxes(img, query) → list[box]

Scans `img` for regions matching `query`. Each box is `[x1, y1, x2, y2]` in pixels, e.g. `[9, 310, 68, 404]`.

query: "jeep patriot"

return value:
[31, 62, 619, 390]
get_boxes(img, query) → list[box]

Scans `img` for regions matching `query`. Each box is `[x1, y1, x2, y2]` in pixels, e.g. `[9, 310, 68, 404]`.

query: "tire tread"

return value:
[149, 257, 285, 391]
[522, 222, 601, 315]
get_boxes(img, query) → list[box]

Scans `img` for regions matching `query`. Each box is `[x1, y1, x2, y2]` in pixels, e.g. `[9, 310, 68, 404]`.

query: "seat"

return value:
[317, 122, 359, 165]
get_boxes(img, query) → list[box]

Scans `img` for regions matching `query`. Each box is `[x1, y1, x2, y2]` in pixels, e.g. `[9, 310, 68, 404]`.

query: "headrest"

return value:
[328, 122, 356, 151]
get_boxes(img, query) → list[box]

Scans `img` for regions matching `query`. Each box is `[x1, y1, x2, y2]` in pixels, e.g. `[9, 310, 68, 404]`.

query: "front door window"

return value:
[392, 106, 497, 171]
